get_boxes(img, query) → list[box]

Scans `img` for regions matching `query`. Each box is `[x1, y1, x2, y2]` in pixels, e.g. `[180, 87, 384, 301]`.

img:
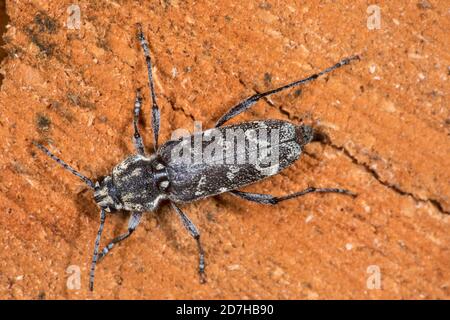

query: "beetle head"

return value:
[93, 176, 122, 212]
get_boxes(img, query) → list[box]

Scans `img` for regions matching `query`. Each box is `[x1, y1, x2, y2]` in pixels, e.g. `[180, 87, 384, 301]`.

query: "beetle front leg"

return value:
[171, 203, 206, 284]
[97, 211, 143, 262]
[133, 89, 145, 155]
[230, 187, 356, 205]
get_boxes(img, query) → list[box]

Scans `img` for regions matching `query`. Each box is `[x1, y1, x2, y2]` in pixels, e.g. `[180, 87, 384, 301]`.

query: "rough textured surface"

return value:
[0, 0, 8, 86]
[0, 1, 448, 299]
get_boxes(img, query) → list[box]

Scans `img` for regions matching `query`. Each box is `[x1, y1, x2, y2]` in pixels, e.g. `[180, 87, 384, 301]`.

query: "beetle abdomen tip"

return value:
[296, 125, 314, 146]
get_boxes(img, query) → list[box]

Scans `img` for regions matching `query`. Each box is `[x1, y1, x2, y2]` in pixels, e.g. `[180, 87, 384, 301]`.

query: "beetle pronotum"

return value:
[34, 24, 359, 291]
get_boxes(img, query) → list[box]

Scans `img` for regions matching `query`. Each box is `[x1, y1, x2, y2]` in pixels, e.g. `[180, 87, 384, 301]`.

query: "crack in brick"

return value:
[162, 93, 196, 123]
[239, 79, 449, 216]
[327, 142, 449, 216]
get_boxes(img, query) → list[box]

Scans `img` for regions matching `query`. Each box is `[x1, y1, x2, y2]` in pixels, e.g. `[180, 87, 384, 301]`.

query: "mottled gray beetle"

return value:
[34, 24, 359, 291]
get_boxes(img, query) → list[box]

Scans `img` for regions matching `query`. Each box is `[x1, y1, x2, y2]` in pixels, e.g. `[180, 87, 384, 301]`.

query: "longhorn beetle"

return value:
[34, 24, 359, 291]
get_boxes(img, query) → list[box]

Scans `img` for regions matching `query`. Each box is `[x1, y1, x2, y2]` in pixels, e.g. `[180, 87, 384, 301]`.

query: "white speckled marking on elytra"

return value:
[159, 180, 169, 189]
[279, 123, 296, 142]
[283, 141, 301, 161]
[244, 130, 259, 144]
[196, 176, 206, 189]
[229, 166, 240, 174]
[256, 163, 280, 176]
[256, 121, 268, 129]
[195, 190, 205, 196]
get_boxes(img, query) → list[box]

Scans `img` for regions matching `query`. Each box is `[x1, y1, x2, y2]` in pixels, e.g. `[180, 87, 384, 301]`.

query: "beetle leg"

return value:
[137, 24, 160, 151]
[89, 207, 106, 291]
[96, 211, 143, 262]
[133, 89, 145, 155]
[230, 187, 356, 205]
[215, 55, 360, 127]
[171, 202, 206, 284]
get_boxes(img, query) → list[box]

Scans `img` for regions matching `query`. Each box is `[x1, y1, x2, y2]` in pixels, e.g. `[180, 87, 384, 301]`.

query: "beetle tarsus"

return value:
[230, 187, 357, 205]
[171, 203, 207, 284]
[89, 208, 106, 292]
[98, 211, 143, 262]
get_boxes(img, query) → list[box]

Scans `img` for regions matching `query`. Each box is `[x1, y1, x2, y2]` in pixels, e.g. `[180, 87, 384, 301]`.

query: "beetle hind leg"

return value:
[171, 203, 206, 284]
[215, 55, 360, 127]
[230, 187, 356, 205]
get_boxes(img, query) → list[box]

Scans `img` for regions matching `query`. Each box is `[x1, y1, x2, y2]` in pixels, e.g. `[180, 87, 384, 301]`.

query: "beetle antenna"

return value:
[33, 142, 95, 190]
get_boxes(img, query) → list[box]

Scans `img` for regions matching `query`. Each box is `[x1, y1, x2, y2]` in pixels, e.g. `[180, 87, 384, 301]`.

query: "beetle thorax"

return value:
[94, 155, 169, 212]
